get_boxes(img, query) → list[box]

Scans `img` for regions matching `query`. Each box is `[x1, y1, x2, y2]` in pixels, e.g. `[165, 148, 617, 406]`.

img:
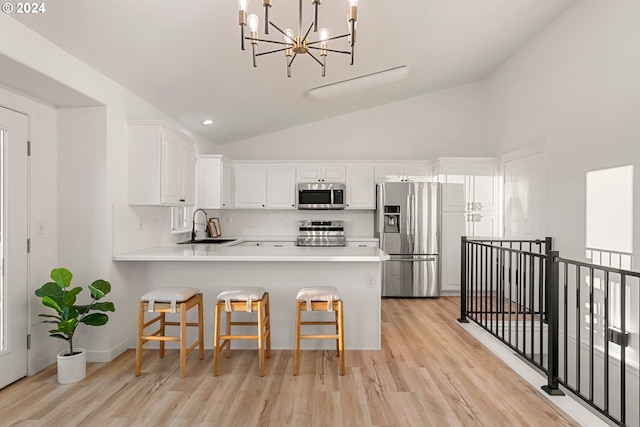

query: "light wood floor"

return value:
[0, 297, 578, 427]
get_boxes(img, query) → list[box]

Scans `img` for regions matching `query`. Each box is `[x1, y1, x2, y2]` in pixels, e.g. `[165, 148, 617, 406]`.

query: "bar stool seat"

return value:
[214, 286, 271, 376]
[295, 286, 345, 376]
[135, 286, 204, 378]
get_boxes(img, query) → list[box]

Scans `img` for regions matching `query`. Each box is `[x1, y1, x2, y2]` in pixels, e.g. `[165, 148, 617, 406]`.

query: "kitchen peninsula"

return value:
[114, 243, 389, 350]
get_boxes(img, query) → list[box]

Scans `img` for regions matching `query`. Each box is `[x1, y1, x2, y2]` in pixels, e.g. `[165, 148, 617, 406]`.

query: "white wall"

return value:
[215, 82, 489, 160]
[484, 1, 640, 261]
[0, 13, 217, 369]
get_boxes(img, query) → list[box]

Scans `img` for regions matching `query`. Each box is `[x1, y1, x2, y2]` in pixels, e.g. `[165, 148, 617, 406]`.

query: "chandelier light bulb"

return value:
[319, 28, 329, 41]
[237, 0, 248, 12]
[247, 14, 260, 33]
[284, 28, 294, 43]
[348, 0, 358, 7]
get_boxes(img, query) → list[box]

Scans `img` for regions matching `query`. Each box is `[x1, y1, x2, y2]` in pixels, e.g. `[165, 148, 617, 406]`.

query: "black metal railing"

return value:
[459, 237, 638, 427]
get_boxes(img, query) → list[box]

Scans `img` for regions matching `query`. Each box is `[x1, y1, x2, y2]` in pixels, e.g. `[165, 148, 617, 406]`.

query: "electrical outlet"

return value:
[367, 277, 376, 288]
[138, 219, 143, 231]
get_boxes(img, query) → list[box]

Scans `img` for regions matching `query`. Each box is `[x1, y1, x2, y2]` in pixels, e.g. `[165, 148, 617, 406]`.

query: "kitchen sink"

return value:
[177, 239, 237, 245]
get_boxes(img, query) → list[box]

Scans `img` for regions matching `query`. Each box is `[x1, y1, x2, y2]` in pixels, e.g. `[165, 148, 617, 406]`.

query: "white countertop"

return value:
[113, 243, 389, 262]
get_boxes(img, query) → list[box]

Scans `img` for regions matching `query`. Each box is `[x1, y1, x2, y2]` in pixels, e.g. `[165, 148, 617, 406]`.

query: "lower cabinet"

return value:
[440, 212, 466, 293]
[347, 241, 379, 248]
[237, 241, 295, 247]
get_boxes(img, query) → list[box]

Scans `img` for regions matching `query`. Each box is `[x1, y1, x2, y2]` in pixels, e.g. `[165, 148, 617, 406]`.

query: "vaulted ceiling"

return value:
[9, 0, 576, 144]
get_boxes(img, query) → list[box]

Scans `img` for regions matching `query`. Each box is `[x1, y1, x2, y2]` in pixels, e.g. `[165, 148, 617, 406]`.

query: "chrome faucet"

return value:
[191, 208, 208, 241]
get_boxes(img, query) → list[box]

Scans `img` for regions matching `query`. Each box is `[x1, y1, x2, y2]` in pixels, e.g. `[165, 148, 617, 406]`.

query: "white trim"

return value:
[86, 339, 129, 363]
[500, 141, 548, 163]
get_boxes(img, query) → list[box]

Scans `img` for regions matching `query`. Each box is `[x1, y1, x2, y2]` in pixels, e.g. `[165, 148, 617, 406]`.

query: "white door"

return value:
[503, 152, 545, 239]
[0, 107, 29, 389]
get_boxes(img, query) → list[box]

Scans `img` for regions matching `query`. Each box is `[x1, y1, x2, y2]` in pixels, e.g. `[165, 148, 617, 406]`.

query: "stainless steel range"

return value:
[296, 220, 347, 247]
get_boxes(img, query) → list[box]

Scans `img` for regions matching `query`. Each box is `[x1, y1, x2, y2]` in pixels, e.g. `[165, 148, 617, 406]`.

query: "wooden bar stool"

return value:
[294, 286, 345, 376]
[135, 287, 204, 378]
[214, 286, 271, 377]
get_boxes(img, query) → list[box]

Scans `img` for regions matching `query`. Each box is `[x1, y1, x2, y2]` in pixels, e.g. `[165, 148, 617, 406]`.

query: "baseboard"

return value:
[86, 339, 129, 363]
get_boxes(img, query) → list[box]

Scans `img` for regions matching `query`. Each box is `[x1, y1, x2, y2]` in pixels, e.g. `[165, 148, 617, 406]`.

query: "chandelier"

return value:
[237, 0, 359, 77]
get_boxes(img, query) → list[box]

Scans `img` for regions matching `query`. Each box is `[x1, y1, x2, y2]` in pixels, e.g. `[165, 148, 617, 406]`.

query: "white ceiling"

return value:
[9, 0, 576, 145]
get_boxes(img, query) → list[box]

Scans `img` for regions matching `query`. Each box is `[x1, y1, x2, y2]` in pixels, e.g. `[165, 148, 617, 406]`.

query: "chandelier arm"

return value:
[308, 46, 351, 55]
[245, 37, 292, 46]
[240, 25, 246, 51]
[314, 2, 319, 33]
[306, 50, 324, 67]
[302, 22, 314, 42]
[255, 47, 289, 57]
[288, 53, 298, 67]
[307, 34, 349, 45]
[269, 21, 295, 43]
[351, 45, 354, 65]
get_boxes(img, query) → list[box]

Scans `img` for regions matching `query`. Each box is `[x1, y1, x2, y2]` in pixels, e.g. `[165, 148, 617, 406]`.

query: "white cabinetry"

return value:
[234, 163, 297, 209]
[267, 165, 296, 209]
[238, 241, 295, 247]
[374, 163, 433, 182]
[347, 241, 379, 248]
[197, 155, 233, 209]
[234, 164, 267, 208]
[128, 121, 195, 206]
[345, 165, 375, 209]
[439, 158, 500, 293]
[297, 165, 346, 182]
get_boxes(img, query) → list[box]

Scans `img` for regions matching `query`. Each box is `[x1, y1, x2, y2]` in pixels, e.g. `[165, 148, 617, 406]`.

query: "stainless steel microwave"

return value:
[297, 183, 346, 210]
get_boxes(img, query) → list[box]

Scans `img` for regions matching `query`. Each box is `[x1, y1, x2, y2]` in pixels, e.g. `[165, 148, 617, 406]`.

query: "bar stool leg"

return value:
[225, 309, 232, 358]
[214, 302, 221, 376]
[159, 312, 166, 358]
[198, 296, 205, 360]
[180, 302, 188, 378]
[294, 301, 302, 376]
[135, 301, 145, 376]
[257, 299, 265, 377]
[338, 300, 345, 376]
[334, 304, 340, 357]
[265, 293, 272, 358]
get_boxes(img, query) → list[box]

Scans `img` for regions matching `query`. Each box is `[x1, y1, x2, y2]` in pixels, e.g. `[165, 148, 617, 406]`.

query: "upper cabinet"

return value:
[345, 165, 375, 209]
[374, 162, 434, 182]
[267, 165, 296, 209]
[439, 158, 499, 213]
[297, 165, 346, 182]
[234, 163, 297, 209]
[439, 158, 500, 237]
[235, 164, 267, 208]
[197, 155, 233, 209]
[128, 121, 195, 206]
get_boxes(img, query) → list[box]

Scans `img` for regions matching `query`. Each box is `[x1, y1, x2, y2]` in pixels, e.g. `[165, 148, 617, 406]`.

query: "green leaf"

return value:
[61, 306, 79, 322]
[89, 280, 111, 299]
[35, 282, 64, 301]
[81, 313, 109, 326]
[62, 287, 82, 306]
[56, 318, 78, 335]
[48, 333, 70, 341]
[38, 313, 62, 320]
[41, 296, 63, 314]
[51, 268, 73, 288]
[79, 302, 115, 313]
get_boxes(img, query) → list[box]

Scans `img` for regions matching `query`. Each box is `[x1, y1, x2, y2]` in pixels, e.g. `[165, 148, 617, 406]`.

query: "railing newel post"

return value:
[542, 248, 564, 396]
[458, 236, 469, 323]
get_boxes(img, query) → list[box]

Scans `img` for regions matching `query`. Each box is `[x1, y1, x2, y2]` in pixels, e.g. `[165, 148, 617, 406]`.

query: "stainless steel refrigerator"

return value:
[375, 182, 441, 297]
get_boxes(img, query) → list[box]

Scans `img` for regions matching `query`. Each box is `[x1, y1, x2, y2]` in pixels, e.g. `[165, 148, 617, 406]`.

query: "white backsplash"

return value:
[206, 209, 374, 239]
[113, 204, 375, 255]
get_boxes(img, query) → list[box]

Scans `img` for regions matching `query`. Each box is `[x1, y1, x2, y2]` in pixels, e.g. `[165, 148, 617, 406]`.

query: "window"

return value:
[171, 206, 191, 233]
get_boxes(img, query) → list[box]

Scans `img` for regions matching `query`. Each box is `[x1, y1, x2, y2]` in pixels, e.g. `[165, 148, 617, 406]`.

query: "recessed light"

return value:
[202, 119, 214, 125]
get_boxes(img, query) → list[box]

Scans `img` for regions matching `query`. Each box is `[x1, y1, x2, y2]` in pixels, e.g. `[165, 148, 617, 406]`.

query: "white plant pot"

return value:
[57, 348, 86, 384]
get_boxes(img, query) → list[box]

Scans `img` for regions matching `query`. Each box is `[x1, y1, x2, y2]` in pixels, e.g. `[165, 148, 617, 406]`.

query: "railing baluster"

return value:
[461, 238, 635, 425]
[603, 270, 609, 414]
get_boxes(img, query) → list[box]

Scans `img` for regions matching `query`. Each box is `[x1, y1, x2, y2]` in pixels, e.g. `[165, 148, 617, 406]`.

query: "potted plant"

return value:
[35, 267, 115, 384]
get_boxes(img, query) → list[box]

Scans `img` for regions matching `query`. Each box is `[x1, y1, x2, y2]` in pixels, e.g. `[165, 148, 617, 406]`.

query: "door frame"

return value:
[0, 104, 31, 387]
